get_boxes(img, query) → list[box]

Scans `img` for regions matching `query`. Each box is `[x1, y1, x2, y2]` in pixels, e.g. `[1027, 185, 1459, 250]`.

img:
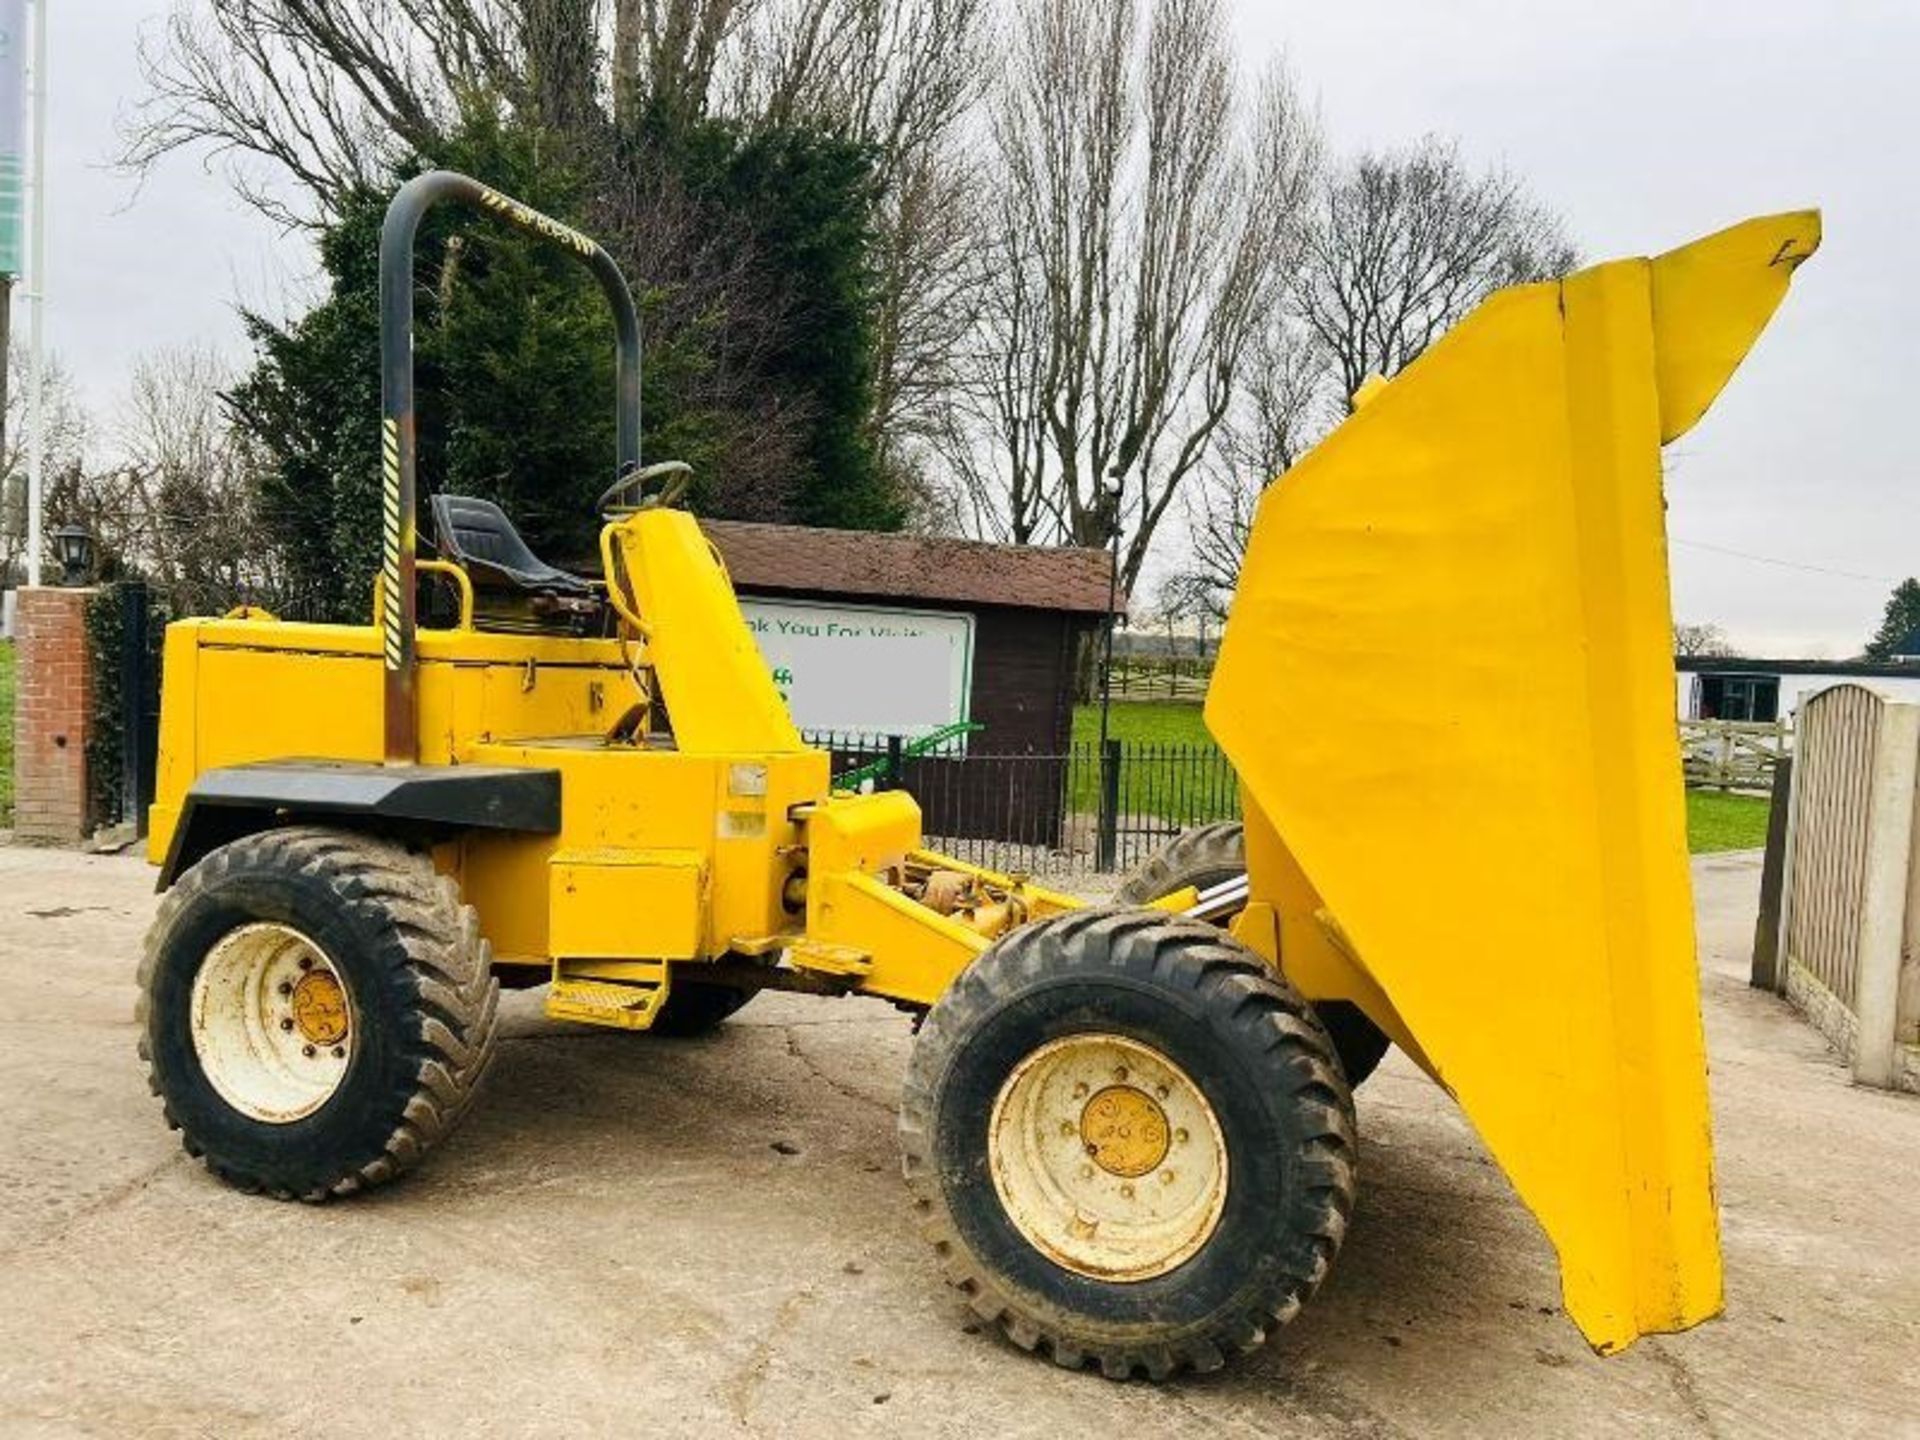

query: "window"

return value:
[1697, 674, 1779, 723]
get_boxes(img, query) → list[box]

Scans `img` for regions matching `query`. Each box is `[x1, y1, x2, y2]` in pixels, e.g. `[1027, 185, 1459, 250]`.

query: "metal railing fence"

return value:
[806, 731, 1239, 877]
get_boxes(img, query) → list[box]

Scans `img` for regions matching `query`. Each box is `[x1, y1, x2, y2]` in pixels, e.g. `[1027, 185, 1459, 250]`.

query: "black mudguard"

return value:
[157, 760, 561, 889]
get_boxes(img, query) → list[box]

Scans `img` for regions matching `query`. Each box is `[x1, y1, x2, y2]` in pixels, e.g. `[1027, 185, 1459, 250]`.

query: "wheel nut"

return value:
[1156, 1084, 1170, 1100]
[302, 1044, 316, 1058]
[1120, 1184, 1135, 1199]
[332, 1047, 346, 1059]
[1072, 1081, 1088, 1098]
[297, 956, 313, 971]
[1161, 1170, 1176, 1185]
[279, 1018, 295, 1032]
[277, 981, 293, 996]
[1175, 1128, 1189, 1145]
[1059, 1121, 1075, 1138]
[1079, 1164, 1095, 1180]
[1113, 1066, 1129, 1082]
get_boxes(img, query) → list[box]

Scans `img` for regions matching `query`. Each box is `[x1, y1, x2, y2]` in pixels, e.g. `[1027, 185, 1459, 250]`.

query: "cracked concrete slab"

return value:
[1, 844, 1915, 1437]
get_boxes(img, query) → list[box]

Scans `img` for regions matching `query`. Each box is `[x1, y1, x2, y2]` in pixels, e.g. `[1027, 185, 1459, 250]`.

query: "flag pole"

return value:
[22, 0, 44, 587]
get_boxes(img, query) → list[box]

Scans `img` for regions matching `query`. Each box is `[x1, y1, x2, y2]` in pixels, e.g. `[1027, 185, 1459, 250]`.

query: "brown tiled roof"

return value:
[698, 520, 1122, 615]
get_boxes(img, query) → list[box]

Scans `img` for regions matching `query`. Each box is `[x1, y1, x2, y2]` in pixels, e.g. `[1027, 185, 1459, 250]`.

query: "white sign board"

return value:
[740, 598, 975, 745]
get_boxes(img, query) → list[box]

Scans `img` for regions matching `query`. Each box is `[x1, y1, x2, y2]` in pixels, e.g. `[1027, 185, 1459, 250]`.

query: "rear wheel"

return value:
[139, 826, 498, 1200]
[1115, 823, 1390, 1088]
[899, 909, 1357, 1379]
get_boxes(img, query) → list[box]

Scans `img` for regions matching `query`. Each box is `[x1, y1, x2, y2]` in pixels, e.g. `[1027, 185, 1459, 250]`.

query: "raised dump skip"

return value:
[1209, 211, 1822, 1351]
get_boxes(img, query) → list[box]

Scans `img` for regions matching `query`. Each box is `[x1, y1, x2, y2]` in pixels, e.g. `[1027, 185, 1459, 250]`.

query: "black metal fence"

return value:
[807, 732, 1240, 878]
[87, 581, 164, 837]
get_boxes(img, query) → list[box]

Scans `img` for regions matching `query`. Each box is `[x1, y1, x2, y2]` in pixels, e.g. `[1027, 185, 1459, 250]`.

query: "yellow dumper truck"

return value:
[137, 170, 1819, 1378]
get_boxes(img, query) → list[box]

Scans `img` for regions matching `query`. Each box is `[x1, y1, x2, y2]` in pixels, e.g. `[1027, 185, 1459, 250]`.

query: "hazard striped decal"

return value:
[381, 416, 404, 670]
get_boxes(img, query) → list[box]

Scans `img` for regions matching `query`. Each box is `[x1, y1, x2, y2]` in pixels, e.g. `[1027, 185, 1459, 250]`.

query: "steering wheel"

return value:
[599, 460, 693, 518]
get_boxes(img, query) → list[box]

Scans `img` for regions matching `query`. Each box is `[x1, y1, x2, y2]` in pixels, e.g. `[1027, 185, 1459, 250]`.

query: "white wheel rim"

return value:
[989, 1033, 1228, 1281]
[189, 922, 355, 1124]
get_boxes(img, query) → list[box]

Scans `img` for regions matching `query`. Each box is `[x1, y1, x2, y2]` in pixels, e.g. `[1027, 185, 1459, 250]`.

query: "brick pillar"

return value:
[12, 586, 98, 843]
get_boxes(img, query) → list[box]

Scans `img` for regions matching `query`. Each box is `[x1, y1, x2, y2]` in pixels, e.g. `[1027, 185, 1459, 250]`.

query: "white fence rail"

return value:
[1769, 684, 1920, 1091]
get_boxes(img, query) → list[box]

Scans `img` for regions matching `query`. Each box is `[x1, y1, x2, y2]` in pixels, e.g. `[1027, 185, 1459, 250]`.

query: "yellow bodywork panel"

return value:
[148, 616, 634, 863]
[610, 508, 808, 755]
[146, 606, 827, 973]
[549, 848, 706, 959]
[805, 791, 978, 1001]
[1650, 213, 1821, 441]
[802, 790, 1080, 1005]
[1206, 212, 1818, 1354]
[458, 742, 824, 964]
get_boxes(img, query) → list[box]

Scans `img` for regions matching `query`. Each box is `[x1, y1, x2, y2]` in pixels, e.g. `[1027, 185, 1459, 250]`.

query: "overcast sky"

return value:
[37, 1, 1918, 657]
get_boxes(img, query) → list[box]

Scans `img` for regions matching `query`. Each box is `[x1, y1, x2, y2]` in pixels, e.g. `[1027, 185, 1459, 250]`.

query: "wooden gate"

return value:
[1679, 718, 1789, 791]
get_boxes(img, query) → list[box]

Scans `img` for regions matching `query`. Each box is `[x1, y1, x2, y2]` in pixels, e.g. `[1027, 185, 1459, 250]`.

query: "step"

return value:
[546, 975, 666, 1031]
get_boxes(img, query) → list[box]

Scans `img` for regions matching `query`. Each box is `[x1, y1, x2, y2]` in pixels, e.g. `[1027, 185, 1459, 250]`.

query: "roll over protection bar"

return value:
[377, 170, 643, 763]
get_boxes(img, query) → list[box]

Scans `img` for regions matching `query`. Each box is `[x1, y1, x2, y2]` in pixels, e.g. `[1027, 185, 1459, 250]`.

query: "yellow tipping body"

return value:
[1206, 212, 1820, 1352]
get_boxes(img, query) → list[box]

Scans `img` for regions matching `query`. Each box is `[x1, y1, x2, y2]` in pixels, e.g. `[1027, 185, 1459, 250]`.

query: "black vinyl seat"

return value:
[429, 494, 603, 634]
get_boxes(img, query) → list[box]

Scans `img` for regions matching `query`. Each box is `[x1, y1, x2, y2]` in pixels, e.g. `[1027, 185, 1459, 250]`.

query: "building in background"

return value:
[701, 520, 1119, 757]
[1676, 656, 1920, 722]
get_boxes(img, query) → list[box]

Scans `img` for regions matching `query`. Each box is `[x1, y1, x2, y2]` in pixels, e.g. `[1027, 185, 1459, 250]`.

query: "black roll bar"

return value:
[377, 169, 643, 763]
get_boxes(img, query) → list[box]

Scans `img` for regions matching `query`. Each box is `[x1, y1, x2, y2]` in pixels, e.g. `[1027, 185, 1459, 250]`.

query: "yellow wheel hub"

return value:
[989, 1034, 1228, 1281]
[291, 970, 350, 1046]
[1080, 1085, 1170, 1178]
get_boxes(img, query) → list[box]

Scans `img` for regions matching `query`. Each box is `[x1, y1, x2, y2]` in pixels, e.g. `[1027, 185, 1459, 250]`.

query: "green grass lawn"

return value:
[1685, 790, 1772, 853]
[0, 640, 14, 825]
[1067, 702, 1230, 822]
[1073, 700, 1211, 747]
[1076, 700, 1772, 854]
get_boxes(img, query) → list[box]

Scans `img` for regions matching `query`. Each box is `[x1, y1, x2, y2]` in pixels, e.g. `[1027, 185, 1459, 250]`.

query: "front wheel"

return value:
[138, 827, 499, 1200]
[899, 909, 1357, 1379]
[1115, 822, 1391, 1088]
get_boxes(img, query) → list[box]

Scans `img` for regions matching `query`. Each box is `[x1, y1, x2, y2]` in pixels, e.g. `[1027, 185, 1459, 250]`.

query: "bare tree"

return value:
[17, 346, 289, 612]
[589, 154, 816, 518]
[1144, 569, 1212, 656]
[0, 347, 90, 584]
[1296, 136, 1576, 404]
[726, 0, 996, 495]
[1673, 622, 1737, 659]
[948, 0, 1318, 591]
[1179, 318, 1332, 614]
[128, 0, 989, 524]
[118, 346, 291, 610]
[1173, 136, 1576, 613]
[124, 1, 492, 228]
[614, 0, 998, 504]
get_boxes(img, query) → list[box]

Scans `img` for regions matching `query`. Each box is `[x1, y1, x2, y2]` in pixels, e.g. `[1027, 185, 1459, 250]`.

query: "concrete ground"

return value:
[1, 847, 1916, 1439]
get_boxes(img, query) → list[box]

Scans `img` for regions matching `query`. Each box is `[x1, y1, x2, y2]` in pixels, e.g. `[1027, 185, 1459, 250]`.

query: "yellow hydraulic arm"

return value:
[1207, 213, 1820, 1353]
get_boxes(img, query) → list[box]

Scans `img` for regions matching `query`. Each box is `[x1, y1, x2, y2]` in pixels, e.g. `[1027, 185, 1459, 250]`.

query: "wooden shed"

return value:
[700, 520, 1118, 756]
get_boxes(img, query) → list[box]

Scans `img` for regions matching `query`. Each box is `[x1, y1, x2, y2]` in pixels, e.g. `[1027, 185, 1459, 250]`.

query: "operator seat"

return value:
[429, 494, 604, 635]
